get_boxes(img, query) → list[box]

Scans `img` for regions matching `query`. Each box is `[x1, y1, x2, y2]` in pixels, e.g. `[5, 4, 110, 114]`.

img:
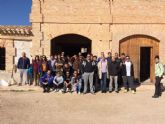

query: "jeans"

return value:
[109, 76, 118, 91]
[100, 73, 107, 92]
[83, 72, 94, 93]
[72, 82, 82, 93]
[19, 69, 28, 85]
[122, 76, 134, 90]
[154, 76, 162, 96]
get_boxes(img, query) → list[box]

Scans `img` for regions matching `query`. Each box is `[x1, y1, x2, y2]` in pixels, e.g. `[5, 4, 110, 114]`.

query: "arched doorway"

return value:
[119, 35, 159, 83]
[51, 34, 92, 57]
[0, 47, 6, 70]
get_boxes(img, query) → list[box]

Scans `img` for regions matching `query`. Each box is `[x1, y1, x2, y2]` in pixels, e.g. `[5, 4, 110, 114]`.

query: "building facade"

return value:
[1, 0, 165, 83]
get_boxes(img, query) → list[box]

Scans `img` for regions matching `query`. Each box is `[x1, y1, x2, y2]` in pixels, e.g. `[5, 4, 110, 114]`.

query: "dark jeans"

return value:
[100, 73, 107, 92]
[122, 76, 134, 90]
[53, 83, 64, 90]
[154, 76, 162, 96]
[42, 83, 50, 92]
[93, 72, 99, 92]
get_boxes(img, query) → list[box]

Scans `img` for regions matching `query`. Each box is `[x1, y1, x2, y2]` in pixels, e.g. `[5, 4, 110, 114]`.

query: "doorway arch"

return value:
[51, 34, 92, 57]
[119, 35, 159, 83]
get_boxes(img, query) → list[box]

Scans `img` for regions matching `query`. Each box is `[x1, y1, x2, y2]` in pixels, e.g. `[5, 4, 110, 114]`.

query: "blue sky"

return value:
[0, 0, 32, 26]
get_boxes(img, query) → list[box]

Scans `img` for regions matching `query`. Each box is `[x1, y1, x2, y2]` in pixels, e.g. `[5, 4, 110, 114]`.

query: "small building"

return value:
[1, 0, 165, 83]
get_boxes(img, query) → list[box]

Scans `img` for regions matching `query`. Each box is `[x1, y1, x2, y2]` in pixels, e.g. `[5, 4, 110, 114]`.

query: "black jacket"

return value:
[108, 61, 120, 76]
[120, 61, 134, 76]
[81, 60, 96, 73]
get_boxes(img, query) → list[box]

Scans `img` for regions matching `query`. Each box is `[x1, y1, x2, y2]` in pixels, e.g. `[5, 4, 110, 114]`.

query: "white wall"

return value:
[14, 40, 32, 64]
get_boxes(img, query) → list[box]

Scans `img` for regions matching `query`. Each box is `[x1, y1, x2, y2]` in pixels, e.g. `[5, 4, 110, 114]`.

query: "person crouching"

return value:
[53, 72, 64, 92]
[63, 71, 72, 93]
[40, 70, 53, 93]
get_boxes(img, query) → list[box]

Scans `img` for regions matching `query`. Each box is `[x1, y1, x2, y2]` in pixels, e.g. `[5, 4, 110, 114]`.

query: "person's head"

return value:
[22, 52, 26, 58]
[125, 56, 130, 62]
[64, 63, 69, 68]
[79, 55, 83, 61]
[50, 55, 54, 60]
[61, 52, 65, 56]
[35, 55, 39, 61]
[43, 55, 47, 61]
[47, 70, 51, 75]
[54, 55, 58, 60]
[93, 56, 97, 61]
[101, 52, 104, 58]
[90, 54, 94, 60]
[112, 56, 116, 62]
[73, 70, 78, 77]
[78, 52, 82, 56]
[87, 54, 91, 61]
[120, 53, 125, 59]
[107, 52, 112, 57]
[56, 72, 61, 77]
[66, 71, 70, 77]
[155, 55, 160, 63]
[115, 52, 119, 58]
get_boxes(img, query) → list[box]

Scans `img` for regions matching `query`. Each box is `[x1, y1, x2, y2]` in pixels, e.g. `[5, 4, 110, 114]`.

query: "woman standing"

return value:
[41, 55, 48, 77]
[32, 55, 41, 86]
[98, 56, 109, 93]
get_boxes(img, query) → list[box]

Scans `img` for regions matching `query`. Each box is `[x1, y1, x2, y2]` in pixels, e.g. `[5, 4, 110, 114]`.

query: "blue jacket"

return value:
[40, 73, 54, 85]
[17, 57, 30, 69]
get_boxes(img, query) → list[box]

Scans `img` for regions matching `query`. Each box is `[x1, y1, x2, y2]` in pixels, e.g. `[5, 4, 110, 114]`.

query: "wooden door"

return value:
[120, 35, 159, 83]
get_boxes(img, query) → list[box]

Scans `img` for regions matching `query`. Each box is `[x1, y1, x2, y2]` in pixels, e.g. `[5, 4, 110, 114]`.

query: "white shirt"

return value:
[125, 61, 131, 76]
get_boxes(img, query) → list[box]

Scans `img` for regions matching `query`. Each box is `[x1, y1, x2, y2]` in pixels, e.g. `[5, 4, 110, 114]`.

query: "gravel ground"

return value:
[0, 85, 165, 124]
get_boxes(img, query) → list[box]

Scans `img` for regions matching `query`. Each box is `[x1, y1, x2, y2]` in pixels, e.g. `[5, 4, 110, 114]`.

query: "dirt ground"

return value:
[0, 86, 165, 124]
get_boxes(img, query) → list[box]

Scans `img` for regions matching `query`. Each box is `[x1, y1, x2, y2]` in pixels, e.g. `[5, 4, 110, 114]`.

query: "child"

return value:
[53, 72, 64, 92]
[40, 70, 53, 93]
[70, 71, 82, 94]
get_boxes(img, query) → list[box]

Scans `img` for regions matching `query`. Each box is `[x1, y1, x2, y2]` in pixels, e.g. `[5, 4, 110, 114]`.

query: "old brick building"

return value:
[1, 0, 165, 83]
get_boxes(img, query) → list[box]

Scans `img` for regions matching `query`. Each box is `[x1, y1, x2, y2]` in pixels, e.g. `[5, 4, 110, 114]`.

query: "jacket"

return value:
[108, 61, 120, 76]
[17, 57, 30, 69]
[98, 60, 109, 79]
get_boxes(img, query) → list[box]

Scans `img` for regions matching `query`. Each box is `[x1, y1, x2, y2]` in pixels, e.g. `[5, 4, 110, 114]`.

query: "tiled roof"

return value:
[0, 26, 33, 37]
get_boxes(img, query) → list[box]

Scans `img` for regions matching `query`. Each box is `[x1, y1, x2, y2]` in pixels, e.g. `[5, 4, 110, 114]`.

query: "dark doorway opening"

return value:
[0, 47, 6, 70]
[51, 34, 92, 57]
[140, 47, 151, 82]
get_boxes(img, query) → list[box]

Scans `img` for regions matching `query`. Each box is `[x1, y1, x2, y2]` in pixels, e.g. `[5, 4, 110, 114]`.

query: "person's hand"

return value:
[43, 82, 48, 85]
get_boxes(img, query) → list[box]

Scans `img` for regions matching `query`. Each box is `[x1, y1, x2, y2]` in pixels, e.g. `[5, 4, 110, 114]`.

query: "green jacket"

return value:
[155, 62, 164, 77]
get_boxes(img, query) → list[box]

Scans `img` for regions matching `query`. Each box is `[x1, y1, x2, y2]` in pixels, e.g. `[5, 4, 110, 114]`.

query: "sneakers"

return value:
[124, 89, 128, 93]
[131, 90, 136, 94]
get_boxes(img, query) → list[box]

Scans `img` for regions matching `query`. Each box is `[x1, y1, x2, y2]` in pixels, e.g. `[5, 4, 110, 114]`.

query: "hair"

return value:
[35, 55, 39, 61]
[155, 55, 159, 59]
[121, 53, 125, 56]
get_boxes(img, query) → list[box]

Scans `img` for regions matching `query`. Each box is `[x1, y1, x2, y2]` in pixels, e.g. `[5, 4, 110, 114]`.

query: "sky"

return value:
[0, 0, 32, 26]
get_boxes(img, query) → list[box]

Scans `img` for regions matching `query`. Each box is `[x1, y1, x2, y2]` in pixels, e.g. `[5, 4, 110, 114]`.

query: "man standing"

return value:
[121, 56, 135, 94]
[82, 54, 96, 94]
[17, 52, 30, 85]
[108, 56, 120, 93]
[152, 55, 164, 98]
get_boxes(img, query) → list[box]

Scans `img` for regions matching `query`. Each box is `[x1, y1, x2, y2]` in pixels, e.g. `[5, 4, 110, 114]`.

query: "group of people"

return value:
[17, 51, 137, 95]
[16, 50, 165, 98]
